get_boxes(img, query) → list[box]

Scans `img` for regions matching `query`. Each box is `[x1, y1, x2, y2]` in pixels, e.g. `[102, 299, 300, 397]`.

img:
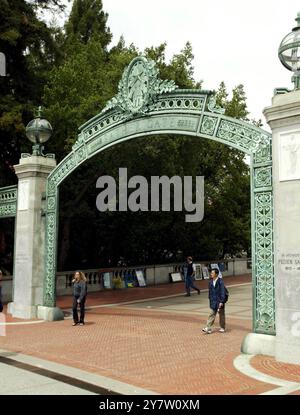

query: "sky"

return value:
[55, 0, 300, 129]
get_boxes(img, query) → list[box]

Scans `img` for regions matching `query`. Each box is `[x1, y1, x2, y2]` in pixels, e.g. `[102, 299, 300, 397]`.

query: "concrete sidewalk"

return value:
[0, 275, 300, 395]
[0, 360, 95, 395]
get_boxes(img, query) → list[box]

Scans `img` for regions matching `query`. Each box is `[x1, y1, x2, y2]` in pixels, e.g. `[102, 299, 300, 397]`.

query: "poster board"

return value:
[112, 274, 123, 289]
[210, 263, 222, 278]
[202, 266, 210, 279]
[170, 272, 182, 282]
[136, 270, 146, 287]
[194, 263, 203, 280]
[103, 272, 112, 289]
[124, 271, 136, 288]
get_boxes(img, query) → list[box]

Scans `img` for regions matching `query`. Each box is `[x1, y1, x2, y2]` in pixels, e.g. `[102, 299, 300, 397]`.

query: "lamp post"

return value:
[9, 107, 61, 320]
[278, 12, 300, 90]
[25, 106, 53, 156]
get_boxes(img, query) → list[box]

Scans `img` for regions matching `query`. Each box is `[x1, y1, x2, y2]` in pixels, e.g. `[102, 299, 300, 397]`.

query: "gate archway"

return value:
[44, 57, 274, 335]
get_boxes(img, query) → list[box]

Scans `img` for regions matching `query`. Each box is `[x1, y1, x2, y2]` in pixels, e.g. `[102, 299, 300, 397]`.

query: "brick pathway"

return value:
[0, 274, 300, 395]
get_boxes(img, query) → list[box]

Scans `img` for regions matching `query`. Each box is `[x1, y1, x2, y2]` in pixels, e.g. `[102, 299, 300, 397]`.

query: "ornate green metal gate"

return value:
[0, 185, 18, 218]
[44, 57, 275, 334]
[0, 185, 17, 279]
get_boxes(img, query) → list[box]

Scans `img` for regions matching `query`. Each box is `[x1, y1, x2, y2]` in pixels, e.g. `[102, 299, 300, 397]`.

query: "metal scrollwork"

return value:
[254, 166, 272, 188]
[101, 56, 177, 117]
[0, 186, 18, 218]
[207, 95, 225, 114]
[253, 191, 275, 334]
[201, 116, 218, 136]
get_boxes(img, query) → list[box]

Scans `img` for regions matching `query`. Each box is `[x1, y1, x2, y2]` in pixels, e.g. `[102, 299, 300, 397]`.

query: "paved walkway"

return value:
[0, 274, 300, 395]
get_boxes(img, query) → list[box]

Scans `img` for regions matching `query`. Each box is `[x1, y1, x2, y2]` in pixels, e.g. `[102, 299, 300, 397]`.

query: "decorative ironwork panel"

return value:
[0, 185, 17, 218]
[200, 115, 218, 136]
[48, 153, 77, 192]
[253, 190, 275, 334]
[254, 166, 272, 188]
[44, 187, 58, 307]
[254, 141, 272, 164]
[72, 93, 211, 151]
[217, 119, 270, 154]
[151, 95, 205, 113]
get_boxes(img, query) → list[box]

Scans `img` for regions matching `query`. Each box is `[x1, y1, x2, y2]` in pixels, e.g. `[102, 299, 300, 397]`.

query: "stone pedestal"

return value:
[241, 333, 275, 356]
[8, 156, 63, 321]
[264, 90, 300, 365]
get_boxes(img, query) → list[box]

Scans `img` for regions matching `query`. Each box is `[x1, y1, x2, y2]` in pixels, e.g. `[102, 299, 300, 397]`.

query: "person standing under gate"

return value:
[184, 256, 200, 296]
[72, 271, 87, 326]
[202, 268, 226, 333]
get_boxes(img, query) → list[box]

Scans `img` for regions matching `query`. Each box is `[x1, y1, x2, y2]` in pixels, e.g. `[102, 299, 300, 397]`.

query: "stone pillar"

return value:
[264, 89, 300, 365]
[8, 156, 64, 320]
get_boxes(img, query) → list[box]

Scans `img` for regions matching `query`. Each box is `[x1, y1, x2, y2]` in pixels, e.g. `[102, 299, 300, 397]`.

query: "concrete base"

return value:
[241, 333, 276, 356]
[276, 340, 300, 365]
[7, 302, 38, 319]
[37, 306, 64, 321]
[7, 302, 13, 315]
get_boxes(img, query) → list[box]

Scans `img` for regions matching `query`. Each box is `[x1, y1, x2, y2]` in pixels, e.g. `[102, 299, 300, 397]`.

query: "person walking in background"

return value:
[72, 271, 87, 326]
[202, 268, 226, 334]
[184, 256, 200, 297]
[0, 269, 3, 313]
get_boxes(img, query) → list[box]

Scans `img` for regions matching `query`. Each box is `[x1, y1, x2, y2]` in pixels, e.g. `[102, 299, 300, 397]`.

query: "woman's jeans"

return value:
[72, 296, 86, 323]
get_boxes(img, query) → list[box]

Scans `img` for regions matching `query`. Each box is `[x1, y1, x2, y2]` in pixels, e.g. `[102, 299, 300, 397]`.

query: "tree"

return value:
[0, 0, 62, 186]
[225, 84, 249, 120]
[64, 0, 111, 51]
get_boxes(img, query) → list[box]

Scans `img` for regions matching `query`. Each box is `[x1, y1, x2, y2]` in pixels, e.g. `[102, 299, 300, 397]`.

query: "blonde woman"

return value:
[72, 271, 87, 326]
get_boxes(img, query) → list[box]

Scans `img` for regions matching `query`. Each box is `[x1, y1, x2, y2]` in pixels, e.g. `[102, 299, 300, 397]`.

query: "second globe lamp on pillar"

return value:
[25, 107, 53, 156]
[278, 12, 300, 89]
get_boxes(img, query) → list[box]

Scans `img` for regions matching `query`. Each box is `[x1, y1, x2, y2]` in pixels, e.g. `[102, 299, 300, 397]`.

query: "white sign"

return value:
[18, 181, 29, 211]
[194, 263, 202, 280]
[103, 272, 112, 289]
[170, 272, 182, 282]
[279, 131, 300, 181]
[202, 267, 209, 279]
[136, 270, 146, 287]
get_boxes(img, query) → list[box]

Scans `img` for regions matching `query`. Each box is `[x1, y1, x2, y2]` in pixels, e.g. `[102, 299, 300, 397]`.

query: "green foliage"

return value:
[65, 0, 112, 49]
[145, 42, 200, 89]
[0, 0, 252, 269]
[0, 0, 63, 185]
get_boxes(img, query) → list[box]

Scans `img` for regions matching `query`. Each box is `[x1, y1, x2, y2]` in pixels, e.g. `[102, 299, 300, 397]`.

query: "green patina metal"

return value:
[44, 57, 275, 335]
[0, 185, 18, 218]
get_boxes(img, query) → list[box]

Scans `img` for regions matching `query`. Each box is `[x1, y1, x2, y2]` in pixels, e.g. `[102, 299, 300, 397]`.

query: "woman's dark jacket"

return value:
[73, 281, 87, 301]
